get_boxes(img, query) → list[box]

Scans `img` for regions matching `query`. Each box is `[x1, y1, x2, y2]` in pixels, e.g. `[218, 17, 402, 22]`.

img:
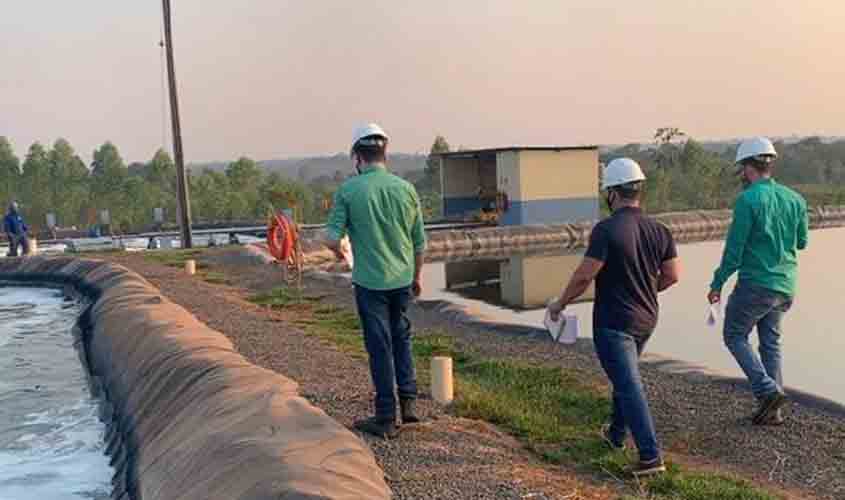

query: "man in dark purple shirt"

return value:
[549, 158, 681, 478]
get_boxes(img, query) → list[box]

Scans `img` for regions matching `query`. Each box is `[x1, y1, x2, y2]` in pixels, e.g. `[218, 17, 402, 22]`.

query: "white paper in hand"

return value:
[340, 236, 354, 269]
[544, 309, 579, 344]
[544, 308, 564, 340]
[558, 314, 579, 344]
[706, 303, 721, 327]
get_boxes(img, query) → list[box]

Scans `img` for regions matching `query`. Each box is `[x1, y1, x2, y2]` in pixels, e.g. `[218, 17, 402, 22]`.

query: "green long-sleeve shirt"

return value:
[326, 164, 426, 291]
[711, 178, 808, 297]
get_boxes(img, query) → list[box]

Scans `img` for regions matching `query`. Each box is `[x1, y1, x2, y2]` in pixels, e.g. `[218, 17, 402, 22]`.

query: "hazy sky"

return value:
[2, 1, 843, 164]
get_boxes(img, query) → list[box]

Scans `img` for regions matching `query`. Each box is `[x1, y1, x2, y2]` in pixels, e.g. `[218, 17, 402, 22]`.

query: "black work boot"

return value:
[400, 398, 420, 424]
[354, 416, 399, 439]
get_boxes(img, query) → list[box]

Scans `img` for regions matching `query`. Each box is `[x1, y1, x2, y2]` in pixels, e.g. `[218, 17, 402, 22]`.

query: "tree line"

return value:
[0, 137, 335, 235]
[602, 130, 845, 213]
[0, 131, 841, 236]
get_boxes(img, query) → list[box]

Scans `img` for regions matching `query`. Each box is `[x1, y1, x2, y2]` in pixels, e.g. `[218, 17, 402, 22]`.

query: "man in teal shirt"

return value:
[325, 123, 426, 438]
[709, 137, 808, 426]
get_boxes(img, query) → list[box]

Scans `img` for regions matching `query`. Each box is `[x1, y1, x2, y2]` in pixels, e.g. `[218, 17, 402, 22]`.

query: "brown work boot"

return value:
[625, 457, 666, 478]
[752, 391, 788, 425]
[759, 409, 785, 426]
[601, 424, 626, 451]
[400, 399, 420, 424]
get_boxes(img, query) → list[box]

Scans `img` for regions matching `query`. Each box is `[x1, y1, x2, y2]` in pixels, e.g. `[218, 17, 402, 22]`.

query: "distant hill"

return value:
[188, 153, 426, 182]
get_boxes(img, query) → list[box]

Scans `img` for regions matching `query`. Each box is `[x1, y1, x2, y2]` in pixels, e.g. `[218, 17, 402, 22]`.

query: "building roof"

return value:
[436, 145, 598, 159]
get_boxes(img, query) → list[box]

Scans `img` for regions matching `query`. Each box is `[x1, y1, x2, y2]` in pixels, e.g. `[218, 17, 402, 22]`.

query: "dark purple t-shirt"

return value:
[585, 207, 677, 337]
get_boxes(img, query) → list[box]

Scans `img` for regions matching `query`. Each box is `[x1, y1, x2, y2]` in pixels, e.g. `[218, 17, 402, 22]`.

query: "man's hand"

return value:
[331, 247, 346, 262]
[548, 298, 564, 321]
[323, 238, 346, 262]
[707, 290, 721, 304]
[412, 279, 422, 298]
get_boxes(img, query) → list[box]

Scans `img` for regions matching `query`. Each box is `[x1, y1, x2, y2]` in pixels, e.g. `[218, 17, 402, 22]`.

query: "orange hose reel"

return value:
[267, 213, 296, 262]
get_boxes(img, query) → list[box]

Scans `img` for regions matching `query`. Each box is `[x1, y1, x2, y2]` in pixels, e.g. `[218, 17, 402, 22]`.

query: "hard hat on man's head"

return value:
[602, 158, 646, 190]
[735, 137, 777, 165]
[351, 123, 389, 154]
[8, 201, 18, 212]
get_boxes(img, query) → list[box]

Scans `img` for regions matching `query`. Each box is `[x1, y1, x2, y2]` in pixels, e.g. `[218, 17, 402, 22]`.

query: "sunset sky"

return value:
[2, 1, 843, 163]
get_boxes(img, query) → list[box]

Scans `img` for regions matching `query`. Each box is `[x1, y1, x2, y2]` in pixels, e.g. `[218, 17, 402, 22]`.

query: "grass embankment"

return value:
[249, 286, 778, 500]
[142, 249, 229, 285]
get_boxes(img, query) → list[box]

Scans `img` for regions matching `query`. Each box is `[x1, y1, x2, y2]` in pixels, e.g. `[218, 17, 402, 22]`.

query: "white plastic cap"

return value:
[735, 137, 777, 165]
[602, 158, 646, 190]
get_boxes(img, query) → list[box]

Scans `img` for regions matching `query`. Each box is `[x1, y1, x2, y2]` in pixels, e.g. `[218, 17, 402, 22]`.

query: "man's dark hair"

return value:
[353, 136, 387, 164]
[611, 181, 644, 200]
[740, 157, 774, 174]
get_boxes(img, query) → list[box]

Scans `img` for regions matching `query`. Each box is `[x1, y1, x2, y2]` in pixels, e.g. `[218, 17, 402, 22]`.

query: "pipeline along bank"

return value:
[295, 206, 845, 266]
[0, 257, 391, 500]
[422, 206, 845, 261]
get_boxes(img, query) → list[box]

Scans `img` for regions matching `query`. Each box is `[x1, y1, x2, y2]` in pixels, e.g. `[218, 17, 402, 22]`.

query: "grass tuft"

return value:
[143, 249, 205, 268]
[249, 287, 324, 308]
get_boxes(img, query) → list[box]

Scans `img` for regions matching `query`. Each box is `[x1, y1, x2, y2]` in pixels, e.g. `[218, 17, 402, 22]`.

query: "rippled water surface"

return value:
[0, 287, 110, 500]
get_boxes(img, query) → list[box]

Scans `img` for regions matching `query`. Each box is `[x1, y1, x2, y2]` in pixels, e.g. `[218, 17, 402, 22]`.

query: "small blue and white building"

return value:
[438, 146, 599, 225]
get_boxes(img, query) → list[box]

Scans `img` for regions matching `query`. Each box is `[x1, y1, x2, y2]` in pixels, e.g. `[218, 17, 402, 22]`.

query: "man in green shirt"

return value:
[708, 137, 808, 426]
[324, 123, 426, 438]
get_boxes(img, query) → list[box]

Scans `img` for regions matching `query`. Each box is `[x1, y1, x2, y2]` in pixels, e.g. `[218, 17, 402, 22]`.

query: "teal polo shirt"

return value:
[711, 178, 809, 297]
[326, 164, 427, 290]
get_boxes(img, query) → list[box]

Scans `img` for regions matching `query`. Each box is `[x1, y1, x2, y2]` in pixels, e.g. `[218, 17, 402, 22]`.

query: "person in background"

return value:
[708, 137, 808, 426]
[548, 158, 680, 478]
[4, 201, 30, 257]
[323, 123, 427, 439]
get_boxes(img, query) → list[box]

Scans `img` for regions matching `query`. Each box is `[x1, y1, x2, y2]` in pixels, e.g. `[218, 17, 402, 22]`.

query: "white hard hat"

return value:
[602, 158, 646, 190]
[735, 137, 777, 165]
[351, 123, 389, 151]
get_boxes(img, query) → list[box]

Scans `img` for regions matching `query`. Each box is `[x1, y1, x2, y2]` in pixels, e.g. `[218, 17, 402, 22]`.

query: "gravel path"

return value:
[103, 251, 843, 499]
[103, 253, 619, 500]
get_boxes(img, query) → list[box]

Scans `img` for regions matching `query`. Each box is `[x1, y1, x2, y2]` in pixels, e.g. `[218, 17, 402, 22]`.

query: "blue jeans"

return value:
[354, 285, 417, 419]
[723, 283, 792, 400]
[6, 233, 29, 257]
[594, 329, 660, 462]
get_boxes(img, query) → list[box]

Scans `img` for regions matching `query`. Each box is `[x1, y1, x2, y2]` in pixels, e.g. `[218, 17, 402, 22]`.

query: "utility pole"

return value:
[162, 0, 193, 248]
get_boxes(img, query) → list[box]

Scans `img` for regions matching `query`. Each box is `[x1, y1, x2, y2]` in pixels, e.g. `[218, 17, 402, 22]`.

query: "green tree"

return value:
[260, 174, 312, 222]
[415, 135, 450, 220]
[225, 156, 262, 191]
[190, 169, 230, 222]
[119, 176, 153, 231]
[90, 142, 128, 227]
[424, 135, 450, 192]
[48, 138, 89, 227]
[144, 149, 177, 223]
[145, 148, 175, 187]
[21, 142, 51, 229]
[646, 127, 686, 211]
[225, 156, 263, 217]
[673, 139, 732, 210]
[0, 137, 21, 206]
